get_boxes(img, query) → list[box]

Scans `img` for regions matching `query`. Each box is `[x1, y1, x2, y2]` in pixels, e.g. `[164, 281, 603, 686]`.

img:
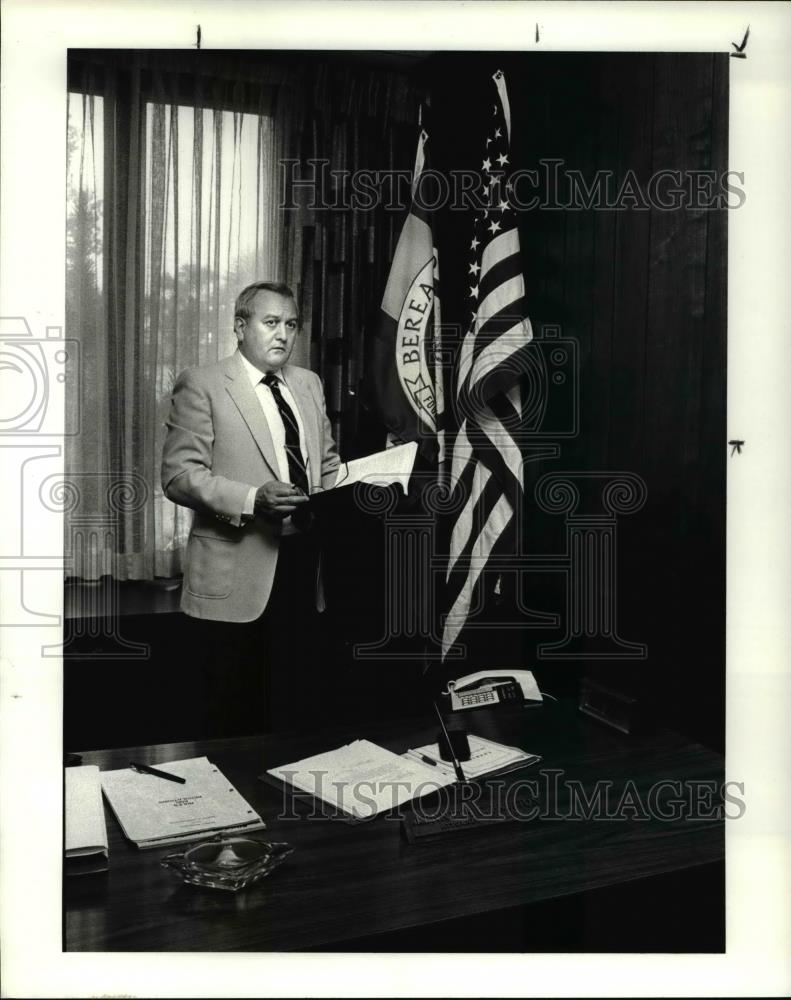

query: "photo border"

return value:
[1, 1, 789, 996]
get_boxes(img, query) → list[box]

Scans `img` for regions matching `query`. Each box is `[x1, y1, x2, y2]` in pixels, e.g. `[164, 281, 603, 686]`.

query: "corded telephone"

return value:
[445, 670, 542, 711]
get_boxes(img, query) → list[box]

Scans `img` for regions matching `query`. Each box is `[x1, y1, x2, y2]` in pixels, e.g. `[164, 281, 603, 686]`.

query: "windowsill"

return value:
[64, 578, 183, 619]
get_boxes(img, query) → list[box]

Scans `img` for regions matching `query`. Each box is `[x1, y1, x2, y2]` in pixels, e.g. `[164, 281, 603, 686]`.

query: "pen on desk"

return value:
[417, 753, 438, 767]
[130, 761, 186, 784]
[433, 703, 467, 783]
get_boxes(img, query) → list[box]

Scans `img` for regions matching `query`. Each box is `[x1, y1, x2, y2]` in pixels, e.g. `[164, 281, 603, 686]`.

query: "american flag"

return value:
[442, 69, 533, 659]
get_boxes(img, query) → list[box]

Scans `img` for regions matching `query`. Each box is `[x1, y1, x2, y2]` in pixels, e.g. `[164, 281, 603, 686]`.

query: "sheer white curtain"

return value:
[145, 101, 287, 577]
[66, 75, 289, 579]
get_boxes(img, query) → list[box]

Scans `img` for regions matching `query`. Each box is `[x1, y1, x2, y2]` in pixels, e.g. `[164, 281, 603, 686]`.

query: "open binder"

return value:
[262, 735, 540, 821]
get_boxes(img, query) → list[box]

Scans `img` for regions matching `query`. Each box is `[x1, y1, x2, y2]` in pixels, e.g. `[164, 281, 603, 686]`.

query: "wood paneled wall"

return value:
[428, 53, 728, 747]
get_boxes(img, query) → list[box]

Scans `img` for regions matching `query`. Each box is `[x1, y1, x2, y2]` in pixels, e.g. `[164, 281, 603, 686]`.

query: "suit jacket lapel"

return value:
[223, 352, 280, 478]
[282, 365, 322, 490]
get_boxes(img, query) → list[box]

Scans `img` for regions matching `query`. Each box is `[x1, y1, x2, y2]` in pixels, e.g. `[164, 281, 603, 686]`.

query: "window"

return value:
[66, 90, 284, 579]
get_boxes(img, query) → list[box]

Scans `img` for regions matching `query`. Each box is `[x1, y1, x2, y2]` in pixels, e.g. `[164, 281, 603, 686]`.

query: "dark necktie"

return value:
[263, 373, 309, 496]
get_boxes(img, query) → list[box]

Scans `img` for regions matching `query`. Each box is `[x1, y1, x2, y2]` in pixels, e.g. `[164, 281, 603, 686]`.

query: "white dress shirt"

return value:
[238, 352, 309, 534]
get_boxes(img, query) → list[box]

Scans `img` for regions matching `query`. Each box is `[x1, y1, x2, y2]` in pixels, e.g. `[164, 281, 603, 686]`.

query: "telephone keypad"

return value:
[459, 689, 498, 708]
[457, 681, 522, 708]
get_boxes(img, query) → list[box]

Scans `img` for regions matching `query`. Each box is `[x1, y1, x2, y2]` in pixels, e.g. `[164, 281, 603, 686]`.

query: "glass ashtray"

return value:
[161, 835, 294, 891]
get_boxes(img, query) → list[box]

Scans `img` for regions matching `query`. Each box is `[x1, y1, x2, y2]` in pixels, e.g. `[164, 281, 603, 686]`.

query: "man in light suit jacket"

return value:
[162, 281, 341, 734]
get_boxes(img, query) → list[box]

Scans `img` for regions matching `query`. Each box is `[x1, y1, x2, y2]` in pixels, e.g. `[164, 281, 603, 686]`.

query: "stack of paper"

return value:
[65, 765, 109, 875]
[100, 757, 266, 849]
[404, 734, 540, 780]
[266, 739, 456, 820]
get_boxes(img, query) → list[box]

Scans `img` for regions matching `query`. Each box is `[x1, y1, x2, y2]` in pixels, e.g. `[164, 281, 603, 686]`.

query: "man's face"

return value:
[235, 290, 299, 372]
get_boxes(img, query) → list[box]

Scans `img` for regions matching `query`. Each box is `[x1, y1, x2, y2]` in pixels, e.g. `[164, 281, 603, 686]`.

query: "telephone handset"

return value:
[446, 670, 542, 711]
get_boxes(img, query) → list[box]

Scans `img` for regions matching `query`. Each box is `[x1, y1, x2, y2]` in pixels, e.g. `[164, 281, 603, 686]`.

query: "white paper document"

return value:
[404, 734, 540, 780]
[328, 440, 418, 495]
[100, 756, 266, 849]
[267, 738, 454, 819]
[65, 765, 109, 874]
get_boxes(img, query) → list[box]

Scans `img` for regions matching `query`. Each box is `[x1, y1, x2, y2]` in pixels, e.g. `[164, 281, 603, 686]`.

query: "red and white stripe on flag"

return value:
[442, 69, 532, 658]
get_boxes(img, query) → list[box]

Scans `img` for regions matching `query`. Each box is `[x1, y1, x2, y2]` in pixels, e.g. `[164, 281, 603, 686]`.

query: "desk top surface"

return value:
[65, 701, 724, 952]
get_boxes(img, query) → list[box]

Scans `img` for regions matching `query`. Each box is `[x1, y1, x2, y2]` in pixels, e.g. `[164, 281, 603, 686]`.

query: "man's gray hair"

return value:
[234, 281, 297, 322]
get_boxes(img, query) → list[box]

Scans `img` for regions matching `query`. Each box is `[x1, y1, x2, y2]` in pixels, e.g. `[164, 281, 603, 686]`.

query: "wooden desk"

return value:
[65, 700, 724, 952]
